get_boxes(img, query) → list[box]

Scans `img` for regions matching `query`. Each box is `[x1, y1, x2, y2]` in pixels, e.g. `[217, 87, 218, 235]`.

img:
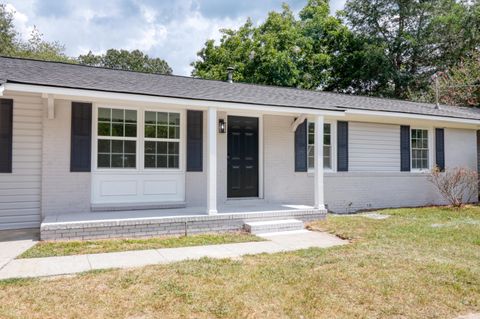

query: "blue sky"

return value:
[5, 0, 346, 75]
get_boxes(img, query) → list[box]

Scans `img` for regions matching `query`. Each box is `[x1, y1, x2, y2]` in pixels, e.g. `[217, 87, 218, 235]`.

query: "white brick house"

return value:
[0, 57, 478, 239]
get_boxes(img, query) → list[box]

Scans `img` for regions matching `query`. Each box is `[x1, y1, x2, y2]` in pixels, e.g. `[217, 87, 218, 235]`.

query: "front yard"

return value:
[1, 206, 479, 318]
[18, 232, 263, 258]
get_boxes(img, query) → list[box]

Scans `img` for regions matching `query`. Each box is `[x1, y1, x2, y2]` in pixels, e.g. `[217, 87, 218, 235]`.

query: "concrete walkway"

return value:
[0, 230, 346, 280]
[0, 229, 38, 270]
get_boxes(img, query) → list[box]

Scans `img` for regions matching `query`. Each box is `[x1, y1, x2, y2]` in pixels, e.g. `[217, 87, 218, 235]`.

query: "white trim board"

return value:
[4, 83, 345, 117]
[6, 83, 480, 126]
[90, 103, 187, 205]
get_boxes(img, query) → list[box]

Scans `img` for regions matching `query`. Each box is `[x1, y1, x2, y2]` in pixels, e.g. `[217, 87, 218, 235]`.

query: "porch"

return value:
[40, 201, 326, 241]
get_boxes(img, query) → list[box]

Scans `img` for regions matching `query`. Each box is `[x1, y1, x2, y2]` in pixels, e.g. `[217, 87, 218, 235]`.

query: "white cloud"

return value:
[5, 3, 33, 41]
[5, 0, 346, 75]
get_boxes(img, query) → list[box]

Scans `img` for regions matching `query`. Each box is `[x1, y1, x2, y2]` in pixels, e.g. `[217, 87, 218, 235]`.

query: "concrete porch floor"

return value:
[40, 201, 326, 241]
[43, 202, 317, 224]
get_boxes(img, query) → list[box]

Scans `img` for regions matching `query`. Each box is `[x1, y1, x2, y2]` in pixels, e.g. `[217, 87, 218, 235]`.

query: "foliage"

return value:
[340, 0, 479, 98]
[0, 6, 171, 73]
[0, 5, 70, 62]
[409, 52, 480, 107]
[19, 232, 262, 258]
[78, 49, 173, 74]
[428, 166, 478, 207]
[192, 1, 350, 89]
[0, 4, 16, 56]
[192, 0, 479, 100]
[13, 26, 71, 62]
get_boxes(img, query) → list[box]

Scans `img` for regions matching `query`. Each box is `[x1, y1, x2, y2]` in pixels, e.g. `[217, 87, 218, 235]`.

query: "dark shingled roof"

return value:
[1, 56, 480, 121]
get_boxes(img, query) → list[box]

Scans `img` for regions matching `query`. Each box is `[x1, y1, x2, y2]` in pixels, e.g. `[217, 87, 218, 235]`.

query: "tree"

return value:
[1, 5, 70, 62]
[192, 1, 350, 89]
[0, 4, 18, 55]
[14, 26, 71, 62]
[78, 49, 172, 74]
[409, 52, 480, 107]
[341, 0, 480, 98]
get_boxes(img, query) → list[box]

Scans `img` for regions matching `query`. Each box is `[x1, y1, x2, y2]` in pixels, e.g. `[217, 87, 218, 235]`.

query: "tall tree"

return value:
[0, 5, 70, 62]
[78, 49, 173, 74]
[341, 0, 480, 98]
[409, 52, 480, 107]
[0, 4, 18, 55]
[14, 27, 70, 62]
[192, 1, 350, 89]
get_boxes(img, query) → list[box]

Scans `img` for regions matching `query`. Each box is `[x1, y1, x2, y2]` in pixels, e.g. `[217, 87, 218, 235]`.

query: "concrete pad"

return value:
[0, 255, 91, 279]
[455, 314, 480, 319]
[87, 250, 164, 270]
[0, 237, 37, 270]
[260, 230, 347, 250]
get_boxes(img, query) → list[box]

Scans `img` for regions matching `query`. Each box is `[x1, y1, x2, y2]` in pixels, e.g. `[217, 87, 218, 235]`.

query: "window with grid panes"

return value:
[411, 129, 429, 170]
[144, 111, 180, 169]
[97, 108, 137, 168]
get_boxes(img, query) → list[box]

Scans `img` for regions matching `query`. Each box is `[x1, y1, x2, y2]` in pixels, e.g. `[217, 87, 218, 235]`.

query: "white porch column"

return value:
[314, 115, 325, 210]
[206, 107, 218, 214]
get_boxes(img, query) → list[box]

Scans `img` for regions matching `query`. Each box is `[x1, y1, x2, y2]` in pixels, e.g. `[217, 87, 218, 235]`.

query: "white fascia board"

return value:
[345, 108, 480, 126]
[0, 84, 4, 96]
[4, 83, 344, 116]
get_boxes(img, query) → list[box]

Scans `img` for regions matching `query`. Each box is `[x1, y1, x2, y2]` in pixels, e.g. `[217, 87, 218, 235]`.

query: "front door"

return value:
[227, 116, 259, 198]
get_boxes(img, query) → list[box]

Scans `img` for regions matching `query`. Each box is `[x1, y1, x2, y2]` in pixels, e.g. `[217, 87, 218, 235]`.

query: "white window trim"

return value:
[410, 127, 434, 173]
[307, 120, 336, 174]
[92, 104, 186, 173]
[93, 105, 140, 172]
[143, 109, 183, 171]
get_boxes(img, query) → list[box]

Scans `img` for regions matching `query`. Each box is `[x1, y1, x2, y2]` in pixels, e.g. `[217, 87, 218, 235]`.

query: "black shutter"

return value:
[435, 128, 445, 171]
[0, 99, 13, 173]
[187, 110, 203, 172]
[400, 125, 411, 172]
[294, 119, 307, 172]
[337, 121, 349, 172]
[70, 102, 92, 172]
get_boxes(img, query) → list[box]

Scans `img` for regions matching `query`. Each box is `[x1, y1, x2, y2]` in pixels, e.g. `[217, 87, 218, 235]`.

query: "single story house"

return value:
[0, 56, 479, 240]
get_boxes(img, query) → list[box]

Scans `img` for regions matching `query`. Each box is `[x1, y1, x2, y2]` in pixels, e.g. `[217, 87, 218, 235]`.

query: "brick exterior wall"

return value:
[40, 209, 327, 241]
[262, 114, 478, 213]
[41, 99, 91, 216]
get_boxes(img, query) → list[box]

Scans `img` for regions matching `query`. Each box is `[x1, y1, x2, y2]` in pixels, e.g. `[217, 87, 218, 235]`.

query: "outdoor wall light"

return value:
[219, 119, 226, 133]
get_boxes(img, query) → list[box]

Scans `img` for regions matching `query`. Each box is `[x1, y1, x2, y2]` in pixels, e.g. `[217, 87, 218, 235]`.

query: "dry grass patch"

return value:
[1, 206, 480, 318]
[19, 232, 263, 258]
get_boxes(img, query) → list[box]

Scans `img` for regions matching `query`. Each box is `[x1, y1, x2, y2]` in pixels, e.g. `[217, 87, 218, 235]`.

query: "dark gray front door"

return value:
[227, 116, 259, 198]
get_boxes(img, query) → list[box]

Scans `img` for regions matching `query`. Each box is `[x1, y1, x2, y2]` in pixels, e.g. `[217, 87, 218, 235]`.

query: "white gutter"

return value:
[3, 83, 345, 117]
[4, 82, 479, 125]
[344, 108, 480, 126]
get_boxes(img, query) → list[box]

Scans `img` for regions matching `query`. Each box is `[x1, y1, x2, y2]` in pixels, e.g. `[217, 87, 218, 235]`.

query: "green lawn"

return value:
[1, 206, 480, 318]
[19, 232, 264, 258]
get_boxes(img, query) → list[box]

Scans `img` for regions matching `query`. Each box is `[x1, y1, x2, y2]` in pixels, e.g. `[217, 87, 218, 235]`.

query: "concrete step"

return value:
[244, 219, 304, 234]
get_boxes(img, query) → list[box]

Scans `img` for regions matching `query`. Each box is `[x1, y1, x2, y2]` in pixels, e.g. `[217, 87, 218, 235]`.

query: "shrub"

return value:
[428, 166, 478, 207]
